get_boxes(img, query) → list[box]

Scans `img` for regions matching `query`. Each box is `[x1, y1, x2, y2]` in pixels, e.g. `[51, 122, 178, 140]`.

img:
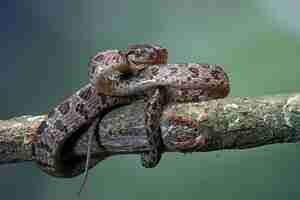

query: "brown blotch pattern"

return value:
[57, 101, 70, 115]
[75, 103, 89, 120]
[168, 67, 178, 75]
[78, 86, 94, 100]
[210, 69, 222, 80]
[150, 66, 159, 76]
[94, 54, 104, 62]
[188, 67, 199, 78]
[201, 64, 210, 69]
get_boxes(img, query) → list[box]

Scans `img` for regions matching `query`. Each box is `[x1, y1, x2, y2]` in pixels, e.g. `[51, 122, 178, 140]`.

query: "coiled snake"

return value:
[33, 44, 230, 179]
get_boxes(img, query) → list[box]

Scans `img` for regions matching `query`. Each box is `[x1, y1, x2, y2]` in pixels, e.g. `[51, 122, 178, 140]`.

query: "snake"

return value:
[33, 44, 230, 179]
[33, 44, 168, 178]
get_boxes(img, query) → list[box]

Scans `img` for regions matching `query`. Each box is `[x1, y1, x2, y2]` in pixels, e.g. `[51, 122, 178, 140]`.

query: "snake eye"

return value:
[134, 49, 142, 57]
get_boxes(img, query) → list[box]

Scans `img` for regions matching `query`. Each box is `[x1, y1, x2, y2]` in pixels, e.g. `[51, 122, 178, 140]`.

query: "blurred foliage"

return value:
[1, 0, 300, 199]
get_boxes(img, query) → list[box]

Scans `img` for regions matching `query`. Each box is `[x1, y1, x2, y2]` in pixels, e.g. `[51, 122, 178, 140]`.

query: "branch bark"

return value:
[1, 93, 300, 166]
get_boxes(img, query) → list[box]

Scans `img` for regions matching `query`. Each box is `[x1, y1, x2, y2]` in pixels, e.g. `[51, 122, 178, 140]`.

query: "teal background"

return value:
[1, 0, 300, 199]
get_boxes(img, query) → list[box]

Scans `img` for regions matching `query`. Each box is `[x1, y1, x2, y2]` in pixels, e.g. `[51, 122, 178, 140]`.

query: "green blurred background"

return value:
[1, 0, 300, 199]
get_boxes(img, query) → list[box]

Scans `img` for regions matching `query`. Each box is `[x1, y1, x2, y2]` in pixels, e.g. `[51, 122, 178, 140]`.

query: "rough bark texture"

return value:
[0, 115, 45, 164]
[1, 93, 300, 166]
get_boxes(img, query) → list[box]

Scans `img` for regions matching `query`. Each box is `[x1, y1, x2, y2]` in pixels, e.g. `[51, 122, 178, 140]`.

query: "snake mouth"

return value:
[125, 51, 160, 65]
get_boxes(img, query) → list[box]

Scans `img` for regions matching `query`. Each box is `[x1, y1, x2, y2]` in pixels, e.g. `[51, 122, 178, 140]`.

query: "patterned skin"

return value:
[92, 44, 169, 169]
[33, 45, 167, 178]
[93, 60, 230, 168]
[33, 44, 230, 180]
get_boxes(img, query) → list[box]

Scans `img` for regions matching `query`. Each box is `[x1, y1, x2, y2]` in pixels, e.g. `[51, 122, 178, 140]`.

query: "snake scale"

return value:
[33, 44, 230, 178]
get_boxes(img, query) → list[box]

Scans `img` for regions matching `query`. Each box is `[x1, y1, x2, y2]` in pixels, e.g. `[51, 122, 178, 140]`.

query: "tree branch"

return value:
[1, 93, 300, 166]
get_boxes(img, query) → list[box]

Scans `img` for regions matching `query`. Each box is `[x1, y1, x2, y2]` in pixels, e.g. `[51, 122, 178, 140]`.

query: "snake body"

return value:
[92, 59, 230, 168]
[33, 44, 230, 178]
[33, 45, 167, 177]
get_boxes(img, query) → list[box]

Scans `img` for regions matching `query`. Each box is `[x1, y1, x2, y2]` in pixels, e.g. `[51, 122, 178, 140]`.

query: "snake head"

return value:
[126, 44, 168, 66]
